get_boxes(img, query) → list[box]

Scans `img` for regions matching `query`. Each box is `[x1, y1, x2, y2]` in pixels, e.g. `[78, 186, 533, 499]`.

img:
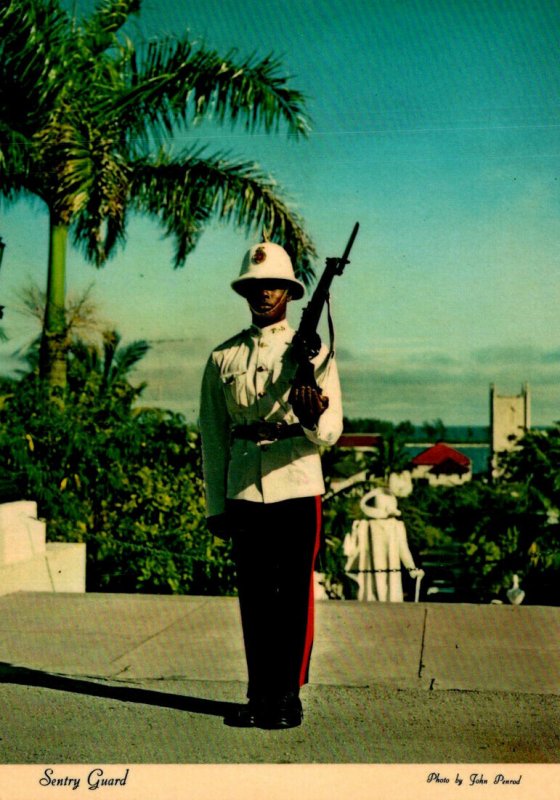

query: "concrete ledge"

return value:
[419, 602, 560, 693]
[0, 593, 557, 695]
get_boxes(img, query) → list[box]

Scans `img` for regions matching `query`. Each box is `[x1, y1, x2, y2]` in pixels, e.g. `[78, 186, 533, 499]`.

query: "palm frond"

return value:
[81, 0, 141, 55]
[69, 338, 101, 376]
[99, 330, 150, 387]
[0, 124, 36, 200]
[32, 121, 94, 221]
[0, 0, 72, 132]
[67, 129, 131, 263]
[108, 39, 310, 149]
[129, 150, 317, 282]
[113, 339, 151, 379]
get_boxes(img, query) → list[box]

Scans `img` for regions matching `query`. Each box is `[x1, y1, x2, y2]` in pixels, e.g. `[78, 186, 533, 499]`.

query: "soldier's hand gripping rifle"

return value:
[289, 222, 359, 428]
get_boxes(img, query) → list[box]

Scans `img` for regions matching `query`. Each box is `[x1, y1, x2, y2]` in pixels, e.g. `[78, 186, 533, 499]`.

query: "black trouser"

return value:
[228, 496, 322, 701]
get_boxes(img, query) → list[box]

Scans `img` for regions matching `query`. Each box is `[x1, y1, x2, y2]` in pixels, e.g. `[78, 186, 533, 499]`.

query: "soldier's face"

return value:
[245, 281, 291, 326]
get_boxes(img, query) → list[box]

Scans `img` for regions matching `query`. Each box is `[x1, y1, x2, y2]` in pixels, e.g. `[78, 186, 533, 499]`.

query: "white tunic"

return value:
[199, 321, 343, 517]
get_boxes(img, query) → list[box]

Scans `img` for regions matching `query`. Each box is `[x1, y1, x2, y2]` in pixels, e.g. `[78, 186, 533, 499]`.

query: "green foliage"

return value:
[0, 335, 236, 595]
[336, 417, 412, 479]
[319, 490, 362, 599]
[397, 481, 530, 601]
[421, 418, 447, 442]
[495, 424, 560, 602]
[393, 467, 558, 604]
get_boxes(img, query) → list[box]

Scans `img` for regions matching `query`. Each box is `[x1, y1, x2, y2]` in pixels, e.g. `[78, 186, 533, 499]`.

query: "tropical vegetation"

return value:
[0, 332, 235, 594]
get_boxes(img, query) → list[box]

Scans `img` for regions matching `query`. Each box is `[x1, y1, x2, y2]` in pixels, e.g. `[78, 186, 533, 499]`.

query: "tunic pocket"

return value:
[220, 369, 248, 409]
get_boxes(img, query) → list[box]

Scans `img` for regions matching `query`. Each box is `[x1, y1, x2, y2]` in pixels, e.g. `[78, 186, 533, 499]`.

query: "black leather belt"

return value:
[231, 421, 304, 442]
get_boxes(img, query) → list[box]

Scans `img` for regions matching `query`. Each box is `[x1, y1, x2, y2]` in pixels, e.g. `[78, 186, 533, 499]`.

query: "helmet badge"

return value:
[251, 246, 267, 265]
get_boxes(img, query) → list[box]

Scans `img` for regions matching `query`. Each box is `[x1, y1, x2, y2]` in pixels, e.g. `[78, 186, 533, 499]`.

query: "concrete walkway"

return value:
[0, 593, 559, 797]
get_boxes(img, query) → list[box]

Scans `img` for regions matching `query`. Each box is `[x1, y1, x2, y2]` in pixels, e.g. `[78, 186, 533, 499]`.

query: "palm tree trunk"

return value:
[40, 215, 69, 393]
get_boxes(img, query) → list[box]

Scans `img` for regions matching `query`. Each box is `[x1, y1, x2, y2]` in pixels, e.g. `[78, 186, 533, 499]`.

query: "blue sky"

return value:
[1, 0, 559, 425]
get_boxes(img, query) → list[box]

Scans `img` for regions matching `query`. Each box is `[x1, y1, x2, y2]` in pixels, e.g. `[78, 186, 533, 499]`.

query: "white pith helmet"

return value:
[231, 242, 305, 300]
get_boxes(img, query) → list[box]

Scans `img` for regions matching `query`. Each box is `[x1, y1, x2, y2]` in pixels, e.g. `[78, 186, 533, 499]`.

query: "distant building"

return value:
[410, 442, 472, 487]
[336, 433, 382, 451]
[490, 383, 530, 477]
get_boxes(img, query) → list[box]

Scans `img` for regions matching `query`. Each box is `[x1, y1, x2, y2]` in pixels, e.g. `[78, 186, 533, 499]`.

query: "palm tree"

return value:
[0, 0, 316, 392]
[68, 329, 151, 404]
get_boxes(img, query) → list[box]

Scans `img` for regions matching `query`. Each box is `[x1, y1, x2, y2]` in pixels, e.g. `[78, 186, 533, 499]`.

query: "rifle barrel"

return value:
[297, 222, 360, 344]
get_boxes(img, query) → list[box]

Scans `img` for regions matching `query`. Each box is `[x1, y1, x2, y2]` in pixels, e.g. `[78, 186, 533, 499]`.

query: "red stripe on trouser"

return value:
[298, 495, 322, 687]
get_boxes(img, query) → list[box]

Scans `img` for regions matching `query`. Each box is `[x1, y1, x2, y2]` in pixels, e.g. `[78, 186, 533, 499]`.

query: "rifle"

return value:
[288, 222, 359, 404]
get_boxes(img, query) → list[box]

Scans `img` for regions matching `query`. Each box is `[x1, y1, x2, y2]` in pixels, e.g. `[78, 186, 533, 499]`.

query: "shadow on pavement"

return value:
[0, 661, 239, 718]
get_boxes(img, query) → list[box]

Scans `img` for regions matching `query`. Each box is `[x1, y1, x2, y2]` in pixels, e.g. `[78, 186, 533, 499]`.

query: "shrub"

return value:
[0, 337, 236, 594]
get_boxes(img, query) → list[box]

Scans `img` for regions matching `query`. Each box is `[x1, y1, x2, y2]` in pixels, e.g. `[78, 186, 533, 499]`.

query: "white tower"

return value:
[490, 383, 530, 476]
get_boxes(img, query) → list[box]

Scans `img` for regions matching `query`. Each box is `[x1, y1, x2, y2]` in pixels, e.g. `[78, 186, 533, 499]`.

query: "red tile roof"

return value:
[411, 442, 471, 468]
[337, 433, 383, 448]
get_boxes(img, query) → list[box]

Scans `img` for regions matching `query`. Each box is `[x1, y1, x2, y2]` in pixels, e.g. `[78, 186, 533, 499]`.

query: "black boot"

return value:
[260, 691, 303, 730]
[223, 696, 267, 728]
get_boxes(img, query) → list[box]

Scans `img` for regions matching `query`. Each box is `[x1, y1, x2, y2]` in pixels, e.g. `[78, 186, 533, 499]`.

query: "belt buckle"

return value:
[258, 421, 283, 443]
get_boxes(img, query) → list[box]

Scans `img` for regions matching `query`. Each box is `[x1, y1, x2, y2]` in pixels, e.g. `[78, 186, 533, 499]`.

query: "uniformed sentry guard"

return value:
[199, 241, 343, 729]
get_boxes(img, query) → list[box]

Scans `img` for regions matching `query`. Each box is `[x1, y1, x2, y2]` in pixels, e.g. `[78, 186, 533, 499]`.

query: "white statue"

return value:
[343, 489, 424, 602]
[507, 574, 525, 605]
